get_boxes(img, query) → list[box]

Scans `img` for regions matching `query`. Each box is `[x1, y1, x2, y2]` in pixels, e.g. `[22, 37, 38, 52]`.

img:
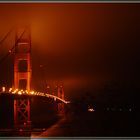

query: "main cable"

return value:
[0, 28, 27, 64]
[0, 27, 14, 47]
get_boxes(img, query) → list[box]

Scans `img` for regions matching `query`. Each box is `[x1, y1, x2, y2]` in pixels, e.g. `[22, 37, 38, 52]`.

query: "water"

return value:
[0, 111, 140, 137]
[32, 111, 140, 137]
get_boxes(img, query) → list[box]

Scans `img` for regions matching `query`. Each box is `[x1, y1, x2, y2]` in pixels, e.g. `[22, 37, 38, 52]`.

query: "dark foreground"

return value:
[1, 111, 140, 137]
[32, 112, 140, 137]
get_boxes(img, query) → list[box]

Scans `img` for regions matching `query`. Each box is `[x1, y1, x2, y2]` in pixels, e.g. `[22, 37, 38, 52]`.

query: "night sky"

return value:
[0, 3, 140, 99]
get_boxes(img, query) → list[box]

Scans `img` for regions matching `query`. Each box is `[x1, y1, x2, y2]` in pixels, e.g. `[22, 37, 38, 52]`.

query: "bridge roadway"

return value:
[0, 88, 70, 104]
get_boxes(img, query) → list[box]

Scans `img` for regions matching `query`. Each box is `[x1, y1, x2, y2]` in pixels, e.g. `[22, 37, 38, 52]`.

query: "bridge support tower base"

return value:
[14, 98, 31, 130]
[57, 83, 65, 115]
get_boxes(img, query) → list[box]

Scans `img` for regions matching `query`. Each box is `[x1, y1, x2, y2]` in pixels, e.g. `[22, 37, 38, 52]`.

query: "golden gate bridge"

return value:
[0, 26, 70, 130]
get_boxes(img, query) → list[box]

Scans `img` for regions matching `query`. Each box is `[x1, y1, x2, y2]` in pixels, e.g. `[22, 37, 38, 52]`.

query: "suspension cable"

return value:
[0, 28, 14, 47]
[0, 28, 27, 64]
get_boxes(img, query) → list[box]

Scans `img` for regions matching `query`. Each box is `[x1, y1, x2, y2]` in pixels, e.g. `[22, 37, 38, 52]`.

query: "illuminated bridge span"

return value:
[1, 88, 70, 104]
[0, 26, 70, 129]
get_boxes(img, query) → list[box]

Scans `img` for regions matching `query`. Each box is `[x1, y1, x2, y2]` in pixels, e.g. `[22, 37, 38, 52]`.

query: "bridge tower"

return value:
[57, 82, 65, 114]
[14, 27, 32, 129]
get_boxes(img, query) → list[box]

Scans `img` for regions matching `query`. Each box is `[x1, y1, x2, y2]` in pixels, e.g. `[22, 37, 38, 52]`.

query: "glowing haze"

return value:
[0, 4, 140, 99]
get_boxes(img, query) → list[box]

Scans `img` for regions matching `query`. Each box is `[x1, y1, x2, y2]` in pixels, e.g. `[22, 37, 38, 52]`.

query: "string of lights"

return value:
[0, 87, 70, 104]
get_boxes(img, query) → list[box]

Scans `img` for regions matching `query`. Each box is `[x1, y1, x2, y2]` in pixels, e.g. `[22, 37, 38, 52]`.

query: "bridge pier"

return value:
[14, 26, 32, 130]
[57, 83, 65, 115]
[14, 98, 31, 130]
